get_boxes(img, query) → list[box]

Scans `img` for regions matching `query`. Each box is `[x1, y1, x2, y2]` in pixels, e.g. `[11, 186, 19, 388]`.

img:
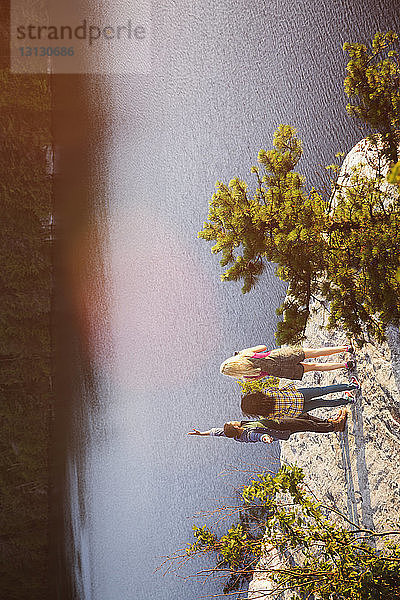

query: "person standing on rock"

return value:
[220, 345, 355, 381]
[187, 410, 348, 444]
[241, 377, 360, 419]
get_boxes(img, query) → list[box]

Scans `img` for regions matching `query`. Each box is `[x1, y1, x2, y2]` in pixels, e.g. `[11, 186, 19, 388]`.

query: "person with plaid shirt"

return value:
[241, 378, 360, 419]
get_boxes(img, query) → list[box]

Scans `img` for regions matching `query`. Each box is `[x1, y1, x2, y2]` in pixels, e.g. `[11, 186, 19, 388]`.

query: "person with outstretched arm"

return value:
[188, 410, 348, 444]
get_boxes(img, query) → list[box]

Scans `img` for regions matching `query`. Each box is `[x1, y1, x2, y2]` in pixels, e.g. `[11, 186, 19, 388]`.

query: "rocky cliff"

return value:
[248, 311, 400, 599]
[248, 139, 400, 598]
[283, 312, 400, 528]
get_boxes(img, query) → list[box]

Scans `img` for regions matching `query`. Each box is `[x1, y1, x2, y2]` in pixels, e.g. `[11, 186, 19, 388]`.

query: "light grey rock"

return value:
[281, 303, 400, 534]
[248, 305, 400, 599]
[247, 544, 284, 600]
[334, 135, 398, 202]
[248, 138, 400, 598]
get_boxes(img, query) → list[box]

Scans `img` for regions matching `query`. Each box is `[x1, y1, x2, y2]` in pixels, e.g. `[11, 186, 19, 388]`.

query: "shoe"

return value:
[333, 410, 348, 432]
[328, 409, 345, 422]
[344, 391, 356, 403]
[350, 376, 360, 389]
[345, 360, 355, 369]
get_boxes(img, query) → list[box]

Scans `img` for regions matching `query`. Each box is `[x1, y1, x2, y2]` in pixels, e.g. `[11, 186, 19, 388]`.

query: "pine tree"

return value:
[198, 32, 400, 345]
[344, 31, 400, 161]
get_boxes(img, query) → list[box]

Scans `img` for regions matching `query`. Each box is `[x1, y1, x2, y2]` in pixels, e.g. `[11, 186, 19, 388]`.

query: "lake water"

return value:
[56, 1, 400, 599]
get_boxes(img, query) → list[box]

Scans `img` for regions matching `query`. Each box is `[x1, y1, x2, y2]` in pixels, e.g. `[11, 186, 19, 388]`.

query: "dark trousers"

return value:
[264, 413, 335, 434]
[299, 383, 357, 411]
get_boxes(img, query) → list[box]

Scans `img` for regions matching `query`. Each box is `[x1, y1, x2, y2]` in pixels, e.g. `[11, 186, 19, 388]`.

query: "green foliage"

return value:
[199, 124, 400, 344]
[199, 125, 328, 343]
[344, 31, 400, 160]
[387, 160, 400, 185]
[185, 514, 263, 593]
[198, 32, 400, 345]
[187, 522, 260, 570]
[238, 375, 280, 395]
[178, 465, 400, 599]
[324, 161, 400, 341]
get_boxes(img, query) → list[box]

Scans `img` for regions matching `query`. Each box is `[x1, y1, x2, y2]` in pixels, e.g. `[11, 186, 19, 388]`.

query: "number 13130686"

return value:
[19, 46, 74, 56]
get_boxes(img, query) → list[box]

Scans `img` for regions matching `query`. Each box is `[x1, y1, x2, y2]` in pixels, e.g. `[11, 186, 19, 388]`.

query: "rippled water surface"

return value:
[60, 2, 400, 599]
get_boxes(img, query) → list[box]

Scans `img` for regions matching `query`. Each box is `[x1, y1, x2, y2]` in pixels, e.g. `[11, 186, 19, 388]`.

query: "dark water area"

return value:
[51, 1, 400, 599]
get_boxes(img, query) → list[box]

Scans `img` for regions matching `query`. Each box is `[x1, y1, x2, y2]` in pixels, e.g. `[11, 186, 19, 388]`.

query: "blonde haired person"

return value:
[220, 344, 355, 381]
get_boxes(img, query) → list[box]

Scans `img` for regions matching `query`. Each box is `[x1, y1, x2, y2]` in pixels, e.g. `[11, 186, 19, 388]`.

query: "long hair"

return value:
[241, 391, 276, 418]
[220, 355, 260, 378]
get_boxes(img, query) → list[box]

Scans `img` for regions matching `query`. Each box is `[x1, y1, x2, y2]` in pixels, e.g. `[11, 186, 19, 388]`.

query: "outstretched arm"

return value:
[187, 429, 211, 436]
